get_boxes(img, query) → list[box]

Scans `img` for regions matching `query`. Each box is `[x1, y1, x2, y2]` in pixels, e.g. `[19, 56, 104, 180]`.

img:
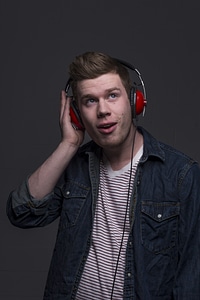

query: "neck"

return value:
[102, 128, 143, 171]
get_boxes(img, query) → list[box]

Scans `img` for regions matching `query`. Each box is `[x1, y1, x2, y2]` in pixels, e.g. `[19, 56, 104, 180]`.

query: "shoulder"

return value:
[139, 127, 199, 184]
[139, 126, 197, 164]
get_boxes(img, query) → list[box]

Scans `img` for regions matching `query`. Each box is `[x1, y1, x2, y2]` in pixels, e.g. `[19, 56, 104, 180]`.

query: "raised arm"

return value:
[28, 91, 84, 199]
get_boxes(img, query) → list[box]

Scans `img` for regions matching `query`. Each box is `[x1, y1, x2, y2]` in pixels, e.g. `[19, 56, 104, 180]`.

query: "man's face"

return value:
[76, 72, 134, 151]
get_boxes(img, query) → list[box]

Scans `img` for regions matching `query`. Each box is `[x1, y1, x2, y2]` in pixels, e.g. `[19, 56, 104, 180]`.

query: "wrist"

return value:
[58, 139, 80, 155]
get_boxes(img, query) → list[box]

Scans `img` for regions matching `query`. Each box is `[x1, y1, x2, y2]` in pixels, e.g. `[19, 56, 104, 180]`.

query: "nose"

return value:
[97, 99, 111, 118]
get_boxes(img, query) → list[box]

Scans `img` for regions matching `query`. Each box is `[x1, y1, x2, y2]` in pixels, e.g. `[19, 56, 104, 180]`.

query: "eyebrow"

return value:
[106, 87, 121, 93]
[80, 87, 121, 101]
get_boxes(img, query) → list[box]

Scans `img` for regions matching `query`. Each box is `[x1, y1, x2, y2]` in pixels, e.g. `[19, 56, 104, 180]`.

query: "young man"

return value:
[7, 52, 200, 299]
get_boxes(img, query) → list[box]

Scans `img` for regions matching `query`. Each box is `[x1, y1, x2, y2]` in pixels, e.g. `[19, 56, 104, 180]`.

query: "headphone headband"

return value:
[114, 58, 147, 102]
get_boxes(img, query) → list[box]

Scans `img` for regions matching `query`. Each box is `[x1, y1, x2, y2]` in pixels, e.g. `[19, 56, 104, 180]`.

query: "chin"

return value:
[96, 136, 124, 150]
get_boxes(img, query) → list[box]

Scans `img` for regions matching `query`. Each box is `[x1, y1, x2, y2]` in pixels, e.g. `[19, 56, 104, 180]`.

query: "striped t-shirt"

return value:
[76, 147, 143, 299]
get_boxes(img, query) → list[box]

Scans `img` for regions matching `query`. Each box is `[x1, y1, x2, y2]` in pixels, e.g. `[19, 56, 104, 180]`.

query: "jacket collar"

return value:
[79, 126, 165, 163]
[137, 126, 165, 163]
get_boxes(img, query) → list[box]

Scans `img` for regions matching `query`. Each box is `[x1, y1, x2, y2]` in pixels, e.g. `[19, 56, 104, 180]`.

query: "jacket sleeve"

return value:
[7, 178, 62, 228]
[173, 162, 200, 299]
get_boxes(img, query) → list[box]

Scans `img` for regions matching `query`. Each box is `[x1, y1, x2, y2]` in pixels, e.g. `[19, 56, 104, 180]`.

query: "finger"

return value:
[60, 91, 67, 121]
[60, 91, 72, 123]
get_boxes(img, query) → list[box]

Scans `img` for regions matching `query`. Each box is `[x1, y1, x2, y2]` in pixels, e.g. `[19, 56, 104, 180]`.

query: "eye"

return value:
[109, 93, 117, 99]
[85, 98, 96, 106]
[110, 93, 116, 98]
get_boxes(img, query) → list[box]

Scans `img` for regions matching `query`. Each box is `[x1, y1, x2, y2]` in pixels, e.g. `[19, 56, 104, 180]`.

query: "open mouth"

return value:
[99, 124, 113, 128]
[97, 122, 117, 134]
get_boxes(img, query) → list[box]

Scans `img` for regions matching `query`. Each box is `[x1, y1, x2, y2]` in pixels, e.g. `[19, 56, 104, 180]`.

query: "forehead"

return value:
[76, 73, 124, 97]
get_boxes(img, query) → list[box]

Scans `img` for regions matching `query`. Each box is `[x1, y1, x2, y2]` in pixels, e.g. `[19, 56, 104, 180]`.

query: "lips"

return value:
[97, 122, 117, 134]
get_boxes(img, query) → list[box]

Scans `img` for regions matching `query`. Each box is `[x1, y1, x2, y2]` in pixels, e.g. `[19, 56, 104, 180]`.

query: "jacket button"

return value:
[157, 214, 162, 219]
[127, 272, 131, 277]
[66, 191, 70, 195]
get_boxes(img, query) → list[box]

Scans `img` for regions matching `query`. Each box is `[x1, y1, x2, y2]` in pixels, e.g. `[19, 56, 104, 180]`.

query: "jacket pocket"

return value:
[141, 201, 180, 253]
[60, 181, 90, 228]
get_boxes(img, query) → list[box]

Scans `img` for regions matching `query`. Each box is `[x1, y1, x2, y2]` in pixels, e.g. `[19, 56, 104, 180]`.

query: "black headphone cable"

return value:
[110, 125, 137, 299]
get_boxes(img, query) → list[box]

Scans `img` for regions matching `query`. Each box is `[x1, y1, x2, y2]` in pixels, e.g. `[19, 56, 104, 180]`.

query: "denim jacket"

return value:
[7, 127, 200, 299]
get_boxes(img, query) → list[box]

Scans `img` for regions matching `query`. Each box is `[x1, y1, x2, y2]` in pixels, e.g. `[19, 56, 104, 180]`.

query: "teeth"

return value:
[101, 124, 112, 128]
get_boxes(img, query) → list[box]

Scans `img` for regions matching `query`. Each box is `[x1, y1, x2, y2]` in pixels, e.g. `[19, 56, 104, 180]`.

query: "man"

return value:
[7, 52, 200, 299]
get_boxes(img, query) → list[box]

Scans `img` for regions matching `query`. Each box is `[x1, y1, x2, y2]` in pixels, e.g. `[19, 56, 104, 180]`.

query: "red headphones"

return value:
[115, 58, 147, 119]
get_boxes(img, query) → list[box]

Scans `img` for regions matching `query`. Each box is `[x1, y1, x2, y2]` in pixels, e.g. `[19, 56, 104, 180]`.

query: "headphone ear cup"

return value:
[130, 87, 136, 118]
[135, 90, 146, 116]
[70, 100, 84, 130]
[130, 87, 146, 118]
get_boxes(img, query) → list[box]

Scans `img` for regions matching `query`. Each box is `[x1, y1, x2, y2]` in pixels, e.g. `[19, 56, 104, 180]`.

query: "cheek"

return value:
[80, 113, 96, 134]
[80, 112, 91, 127]
[121, 106, 132, 121]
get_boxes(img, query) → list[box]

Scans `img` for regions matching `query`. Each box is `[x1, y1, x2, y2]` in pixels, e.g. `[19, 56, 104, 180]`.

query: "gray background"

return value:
[1, 0, 200, 299]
